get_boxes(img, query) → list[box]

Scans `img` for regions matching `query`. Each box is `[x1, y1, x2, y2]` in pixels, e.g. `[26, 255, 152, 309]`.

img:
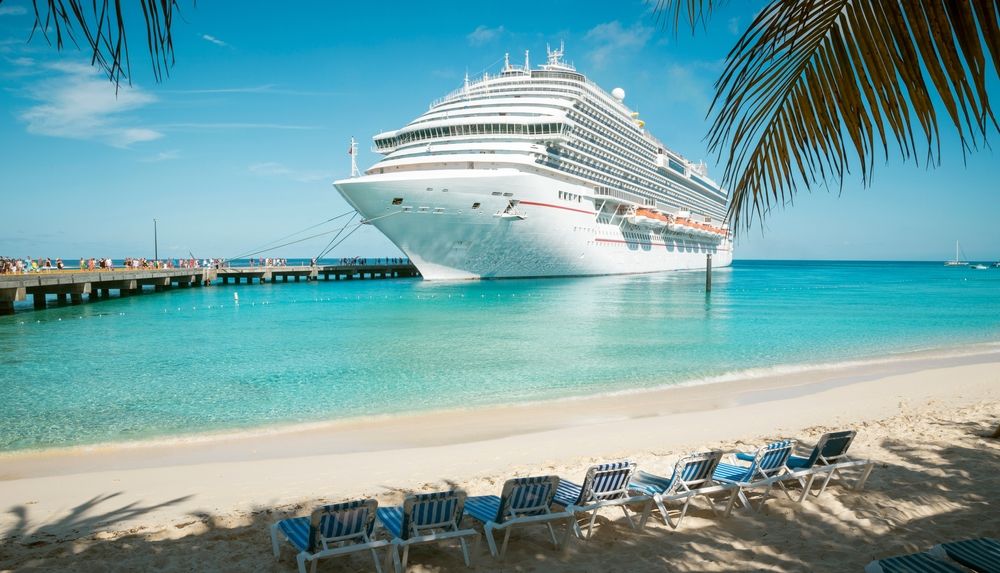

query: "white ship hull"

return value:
[335, 168, 732, 280]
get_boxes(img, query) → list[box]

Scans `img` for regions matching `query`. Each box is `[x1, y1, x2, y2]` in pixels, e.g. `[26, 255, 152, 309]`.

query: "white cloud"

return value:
[18, 61, 162, 147]
[163, 122, 320, 130]
[9, 56, 33, 66]
[201, 34, 229, 47]
[163, 85, 342, 97]
[0, 5, 28, 16]
[584, 21, 653, 69]
[249, 162, 331, 183]
[727, 17, 741, 35]
[141, 149, 180, 162]
[466, 25, 505, 46]
[660, 61, 722, 113]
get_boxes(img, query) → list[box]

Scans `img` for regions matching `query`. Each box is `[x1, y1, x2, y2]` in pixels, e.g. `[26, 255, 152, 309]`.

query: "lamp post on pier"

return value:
[153, 218, 158, 262]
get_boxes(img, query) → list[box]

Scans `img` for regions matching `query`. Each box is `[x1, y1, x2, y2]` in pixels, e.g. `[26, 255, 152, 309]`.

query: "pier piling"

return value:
[706, 253, 712, 292]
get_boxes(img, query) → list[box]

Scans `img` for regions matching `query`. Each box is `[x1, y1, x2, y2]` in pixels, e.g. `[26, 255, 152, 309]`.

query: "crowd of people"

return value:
[248, 258, 290, 267]
[338, 256, 410, 265]
[2, 255, 413, 274]
[1, 256, 66, 273]
[0, 256, 231, 274]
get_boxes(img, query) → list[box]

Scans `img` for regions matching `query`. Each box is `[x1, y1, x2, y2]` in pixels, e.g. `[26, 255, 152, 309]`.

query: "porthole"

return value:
[472, 202, 481, 209]
[391, 197, 403, 205]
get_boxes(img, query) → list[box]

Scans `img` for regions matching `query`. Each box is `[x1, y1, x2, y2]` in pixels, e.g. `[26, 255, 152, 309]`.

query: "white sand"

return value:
[1, 349, 998, 572]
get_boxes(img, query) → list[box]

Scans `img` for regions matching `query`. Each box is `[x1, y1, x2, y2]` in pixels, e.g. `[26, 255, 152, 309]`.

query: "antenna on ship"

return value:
[524, 49, 530, 70]
[504, 52, 510, 71]
[349, 136, 360, 178]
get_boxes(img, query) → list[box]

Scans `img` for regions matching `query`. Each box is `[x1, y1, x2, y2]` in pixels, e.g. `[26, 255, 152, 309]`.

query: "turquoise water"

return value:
[1, 260, 999, 452]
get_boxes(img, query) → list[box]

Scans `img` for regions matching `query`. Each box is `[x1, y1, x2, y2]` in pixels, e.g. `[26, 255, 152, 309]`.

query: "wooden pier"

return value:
[215, 263, 419, 284]
[0, 263, 419, 315]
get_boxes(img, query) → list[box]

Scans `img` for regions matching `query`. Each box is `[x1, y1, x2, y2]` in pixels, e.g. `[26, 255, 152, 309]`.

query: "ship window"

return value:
[392, 197, 403, 205]
[471, 202, 481, 209]
[491, 191, 502, 196]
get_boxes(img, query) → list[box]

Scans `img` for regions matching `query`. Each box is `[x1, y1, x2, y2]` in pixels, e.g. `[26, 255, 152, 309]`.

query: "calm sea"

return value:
[1, 260, 998, 452]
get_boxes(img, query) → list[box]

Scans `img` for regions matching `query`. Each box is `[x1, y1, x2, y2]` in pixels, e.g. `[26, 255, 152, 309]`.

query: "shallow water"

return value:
[1, 260, 998, 452]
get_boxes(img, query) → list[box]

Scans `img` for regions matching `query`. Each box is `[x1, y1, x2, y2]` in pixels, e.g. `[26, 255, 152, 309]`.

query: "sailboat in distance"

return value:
[944, 240, 969, 267]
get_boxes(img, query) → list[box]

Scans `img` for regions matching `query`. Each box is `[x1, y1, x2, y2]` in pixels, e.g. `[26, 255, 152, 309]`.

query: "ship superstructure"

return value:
[334, 45, 733, 279]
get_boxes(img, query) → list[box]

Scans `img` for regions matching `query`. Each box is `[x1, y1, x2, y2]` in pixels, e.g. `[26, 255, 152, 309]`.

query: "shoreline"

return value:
[3, 339, 999, 465]
[1, 352, 997, 571]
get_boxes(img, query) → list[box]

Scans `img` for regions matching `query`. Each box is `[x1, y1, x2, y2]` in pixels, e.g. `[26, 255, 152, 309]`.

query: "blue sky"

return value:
[1, 0, 997, 262]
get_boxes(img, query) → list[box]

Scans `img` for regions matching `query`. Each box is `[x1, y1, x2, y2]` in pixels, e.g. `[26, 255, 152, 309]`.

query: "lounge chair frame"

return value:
[785, 430, 875, 502]
[465, 475, 575, 558]
[714, 440, 795, 514]
[378, 490, 480, 572]
[555, 461, 650, 539]
[270, 498, 389, 573]
[630, 450, 735, 528]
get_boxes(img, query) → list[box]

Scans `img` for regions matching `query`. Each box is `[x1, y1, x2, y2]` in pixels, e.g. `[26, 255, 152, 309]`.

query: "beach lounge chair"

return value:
[864, 552, 967, 573]
[376, 490, 479, 572]
[270, 498, 389, 573]
[764, 430, 874, 502]
[929, 538, 1000, 573]
[552, 461, 649, 539]
[464, 475, 575, 558]
[712, 440, 795, 514]
[629, 450, 735, 528]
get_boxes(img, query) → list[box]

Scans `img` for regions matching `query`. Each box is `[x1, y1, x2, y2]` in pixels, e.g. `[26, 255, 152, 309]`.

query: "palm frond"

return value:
[649, 0, 723, 33]
[655, 0, 1000, 231]
[28, 0, 181, 89]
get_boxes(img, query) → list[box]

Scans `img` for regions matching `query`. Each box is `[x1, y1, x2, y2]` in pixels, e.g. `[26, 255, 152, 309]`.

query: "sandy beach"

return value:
[1, 349, 998, 572]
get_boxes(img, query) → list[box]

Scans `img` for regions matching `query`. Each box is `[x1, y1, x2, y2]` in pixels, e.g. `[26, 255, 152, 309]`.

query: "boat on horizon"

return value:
[944, 240, 969, 267]
[334, 44, 732, 280]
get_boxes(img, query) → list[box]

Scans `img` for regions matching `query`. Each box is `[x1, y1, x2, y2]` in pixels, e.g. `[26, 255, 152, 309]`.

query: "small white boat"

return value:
[971, 263, 989, 270]
[944, 240, 969, 266]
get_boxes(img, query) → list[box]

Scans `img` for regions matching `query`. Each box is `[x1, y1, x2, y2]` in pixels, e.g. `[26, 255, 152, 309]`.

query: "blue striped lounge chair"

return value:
[774, 430, 874, 502]
[376, 490, 480, 572]
[270, 498, 389, 573]
[928, 538, 1000, 573]
[712, 440, 795, 514]
[629, 450, 733, 528]
[864, 552, 968, 573]
[464, 475, 575, 559]
[552, 461, 650, 539]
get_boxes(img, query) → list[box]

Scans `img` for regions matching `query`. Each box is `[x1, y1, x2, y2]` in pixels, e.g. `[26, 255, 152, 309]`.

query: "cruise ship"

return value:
[334, 45, 733, 280]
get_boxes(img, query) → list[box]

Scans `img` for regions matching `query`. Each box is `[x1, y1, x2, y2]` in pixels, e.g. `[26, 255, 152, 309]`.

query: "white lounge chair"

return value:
[780, 430, 874, 501]
[865, 551, 967, 572]
[464, 475, 575, 558]
[552, 461, 650, 539]
[629, 450, 734, 528]
[928, 537, 1000, 573]
[712, 440, 795, 514]
[376, 490, 480, 572]
[271, 498, 389, 573]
